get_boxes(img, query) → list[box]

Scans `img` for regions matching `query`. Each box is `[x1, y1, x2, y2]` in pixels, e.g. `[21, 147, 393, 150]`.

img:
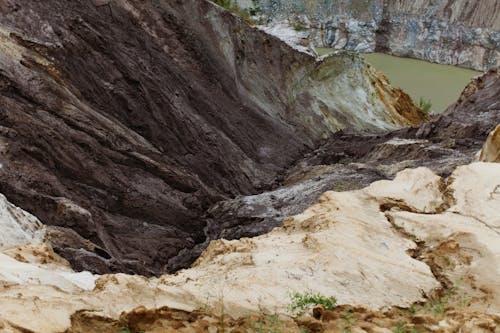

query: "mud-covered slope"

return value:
[0, 0, 425, 275]
[244, 0, 500, 70]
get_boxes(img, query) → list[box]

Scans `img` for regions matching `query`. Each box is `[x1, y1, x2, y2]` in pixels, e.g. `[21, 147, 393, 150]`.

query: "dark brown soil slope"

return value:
[0, 0, 306, 275]
[0, 0, 426, 274]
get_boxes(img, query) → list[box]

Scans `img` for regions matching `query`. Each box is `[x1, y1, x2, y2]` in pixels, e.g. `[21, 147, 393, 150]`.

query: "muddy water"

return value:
[317, 49, 482, 113]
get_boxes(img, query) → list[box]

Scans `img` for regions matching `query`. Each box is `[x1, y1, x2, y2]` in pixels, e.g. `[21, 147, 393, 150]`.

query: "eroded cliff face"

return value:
[204, 67, 500, 245]
[0, 0, 425, 275]
[242, 0, 500, 71]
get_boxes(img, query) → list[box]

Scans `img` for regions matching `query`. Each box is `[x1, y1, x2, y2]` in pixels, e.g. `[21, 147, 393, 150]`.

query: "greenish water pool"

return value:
[317, 48, 482, 113]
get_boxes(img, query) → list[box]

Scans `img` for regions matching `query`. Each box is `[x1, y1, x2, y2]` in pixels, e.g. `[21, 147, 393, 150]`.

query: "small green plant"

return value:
[211, 0, 260, 25]
[252, 309, 284, 333]
[196, 292, 214, 314]
[293, 23, 306, 31]
[400, 304, 418, 316]
[288, 291, 337, 316]
[118, 317, 145, 333]
[426, 297, 446, 316]
[417, 97, 432, 114]
[213, 0, 232, 9]
[331, 180, 356, 192]
[417, 282, 471, 318]
[342, 308, 356, 333]
[217, 293, 227, 333]
[423, 288, 454, 317]
[392, 321, 407, 333]
[392, 321, 419, 333]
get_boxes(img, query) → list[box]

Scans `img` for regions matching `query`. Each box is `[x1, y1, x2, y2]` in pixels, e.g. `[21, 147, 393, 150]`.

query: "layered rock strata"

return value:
[241, 0, 500, 71]
[0, 0, 425, 275]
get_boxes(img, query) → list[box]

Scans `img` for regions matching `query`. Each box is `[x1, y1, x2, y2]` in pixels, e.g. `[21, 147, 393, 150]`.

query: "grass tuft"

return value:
[288, 291, 337, 316]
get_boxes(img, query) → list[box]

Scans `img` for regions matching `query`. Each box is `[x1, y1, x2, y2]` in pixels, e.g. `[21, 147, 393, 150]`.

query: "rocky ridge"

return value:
[0, 0, 425, 275]
[238, 0, 500, 71]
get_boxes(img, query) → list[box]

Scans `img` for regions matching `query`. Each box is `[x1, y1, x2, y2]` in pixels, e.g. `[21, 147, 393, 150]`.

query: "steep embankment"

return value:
[206, 67, 500, 243]
[0, 0, 425, 275]
[242, 0, 500, 70]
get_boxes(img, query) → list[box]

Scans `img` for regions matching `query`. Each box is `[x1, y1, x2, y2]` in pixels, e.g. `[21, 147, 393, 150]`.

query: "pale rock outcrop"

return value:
[480, 124, 500, 162]
[0, 193, 45, 249]
[388, 163, 500, 313]
[1, 162, 499, 332]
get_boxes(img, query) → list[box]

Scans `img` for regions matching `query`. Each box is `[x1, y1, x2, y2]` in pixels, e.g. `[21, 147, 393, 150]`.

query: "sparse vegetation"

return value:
[288, 291, 337, 316]
[217, 293, 227, 333]
[342, 308, 356, 333]
[421, 283, 471, 317]
[392, 321, 407, 333]
[210, 0, 262, 25]
[293, 23, 306, 31]
[118, 320, 145, 333]
[196, 292, 214, 314]
[418, 97, 432, 114]
[194, 291, 228, 333]
[424, 296, 447, 316]
[392, 321, 419, 333]
[252, 308, 284, 333]
[118, 324, 144, 333]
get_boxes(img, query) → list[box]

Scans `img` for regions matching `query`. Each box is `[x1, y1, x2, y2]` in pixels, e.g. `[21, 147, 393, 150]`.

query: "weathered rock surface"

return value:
[0, 161, 499, 333]
[241, 0, 500, 71]
[0, 0, 425, 275]
[480, 124, 500, 162]
[0, 193, 45, 249]
[205, 67, 500, 247]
